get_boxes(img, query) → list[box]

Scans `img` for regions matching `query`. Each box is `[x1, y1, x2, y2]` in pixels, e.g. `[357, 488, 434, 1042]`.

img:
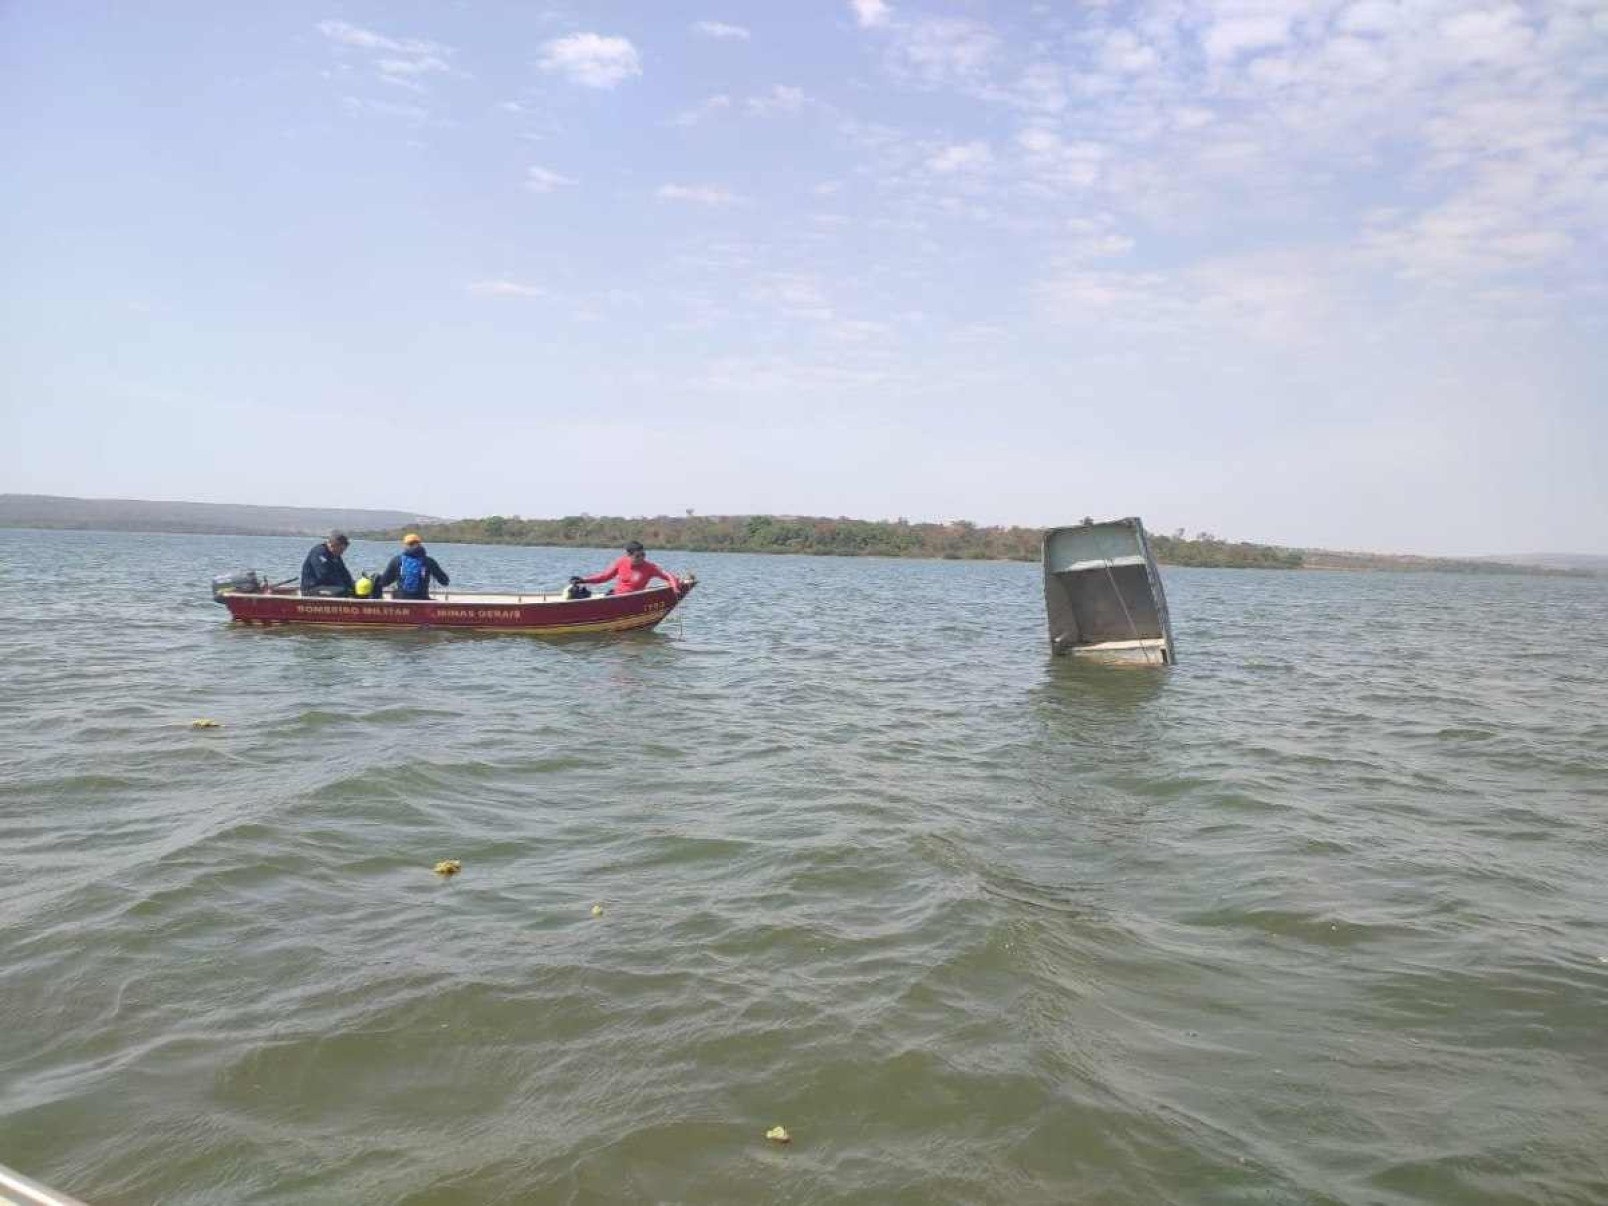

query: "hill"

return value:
[0, 494, 438, 537]
[1475, 553, 1608, 573]
[1297, 547, 1595, 575]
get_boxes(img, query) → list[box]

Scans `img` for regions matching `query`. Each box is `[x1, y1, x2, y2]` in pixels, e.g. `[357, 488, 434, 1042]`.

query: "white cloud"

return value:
[693, 20, 750, 40]
[377, 55, 450, 78]
[1101, 30, 1159, 74]
[657, 183, 742, 205]
[752, 273, 835, 320]
[671, 94, 733, 127]
[1202, 15, 1292, 63]
[1439, 5, 1534, 65]
[1064, 225, 1136, 260]
[524, 166, 577, 193]
[318, 20, 455, 94]
[1336, 1, 1403, 35]
[976, 62, 1068, 112]
[466, 280, 545, 298]
[538, 33, 641, 89]
[1016, 128, 1059, 156]
[340, 95, 428, 121]
[1012, 63, 1069, 112]
[1036, 248, 1350, 346]
[1365, 190, 1577, 281]
[316, 20, 443, 56]
[928, 141, 992, 173]
[696, 354, 899, 393]
[1172, 107, 1216, 130]
[831, 318, 893, 341]
[1039, 269, 1160, 313]
[747, 85, 809, 115]
[895, 18, 998, 84]
[850, 0, 891, 30]
[670, 94, 733, 126]
[1017, 130, 1107, 189]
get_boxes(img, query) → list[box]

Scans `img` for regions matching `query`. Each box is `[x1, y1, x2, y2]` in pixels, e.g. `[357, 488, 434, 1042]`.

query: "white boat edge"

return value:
[0, 1162, 89, 1206]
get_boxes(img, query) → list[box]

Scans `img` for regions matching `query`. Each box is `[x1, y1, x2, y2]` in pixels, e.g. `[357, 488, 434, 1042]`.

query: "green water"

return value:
[2, 530, 1605, 1204]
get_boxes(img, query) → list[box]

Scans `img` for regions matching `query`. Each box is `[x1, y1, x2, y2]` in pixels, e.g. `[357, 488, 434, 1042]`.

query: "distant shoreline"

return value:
[6, 508, 1601, 582]
[351, 514, 1600, 579]
[0, 494, 436, 540]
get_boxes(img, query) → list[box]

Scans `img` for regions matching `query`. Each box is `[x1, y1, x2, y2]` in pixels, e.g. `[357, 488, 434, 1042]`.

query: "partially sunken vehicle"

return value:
[1043, 518, 1175, 665]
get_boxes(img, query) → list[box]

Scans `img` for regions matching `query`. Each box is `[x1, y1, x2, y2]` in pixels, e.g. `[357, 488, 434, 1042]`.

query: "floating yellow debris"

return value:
[190, 719, 221, 729]
[434, 859, 462, 877]
[765, 1126, 791, 1144]
[591, 904, 604, 917]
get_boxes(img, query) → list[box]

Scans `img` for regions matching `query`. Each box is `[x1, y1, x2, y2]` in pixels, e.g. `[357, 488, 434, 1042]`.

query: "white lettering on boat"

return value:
[290, 604, 527, 621]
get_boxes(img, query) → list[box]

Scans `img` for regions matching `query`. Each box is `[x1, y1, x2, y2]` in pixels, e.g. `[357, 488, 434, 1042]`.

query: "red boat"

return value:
[211, 572, 696, 635]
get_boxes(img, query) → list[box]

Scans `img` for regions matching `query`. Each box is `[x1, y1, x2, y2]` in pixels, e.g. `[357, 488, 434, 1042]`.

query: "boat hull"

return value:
[221, 581, 693, 636]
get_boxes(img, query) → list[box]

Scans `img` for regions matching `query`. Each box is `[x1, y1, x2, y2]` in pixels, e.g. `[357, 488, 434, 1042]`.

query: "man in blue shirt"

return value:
[300, 530, 356, 596]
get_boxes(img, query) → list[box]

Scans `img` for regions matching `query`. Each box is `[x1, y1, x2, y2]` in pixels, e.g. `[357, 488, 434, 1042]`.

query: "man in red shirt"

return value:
[576, 541, 680, 595]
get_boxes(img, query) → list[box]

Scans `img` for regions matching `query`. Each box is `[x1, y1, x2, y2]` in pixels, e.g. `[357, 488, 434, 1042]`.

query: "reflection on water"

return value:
[1036, 654, 1172, 711]
[2, 531, 1607, 1205]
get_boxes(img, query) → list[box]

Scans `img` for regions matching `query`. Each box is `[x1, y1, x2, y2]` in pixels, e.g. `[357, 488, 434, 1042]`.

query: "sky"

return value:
[2, 0, 1605, 555]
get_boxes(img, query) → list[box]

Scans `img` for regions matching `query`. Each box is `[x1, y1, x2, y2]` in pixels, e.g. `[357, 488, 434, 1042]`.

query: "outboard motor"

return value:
[211, 570, 262, 604]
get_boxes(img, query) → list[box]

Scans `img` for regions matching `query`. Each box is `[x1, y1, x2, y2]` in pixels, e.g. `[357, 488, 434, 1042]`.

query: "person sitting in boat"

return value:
[300, 530, 356, 597]
[376, 533, 450, 600]
[575, 541, 679, 596]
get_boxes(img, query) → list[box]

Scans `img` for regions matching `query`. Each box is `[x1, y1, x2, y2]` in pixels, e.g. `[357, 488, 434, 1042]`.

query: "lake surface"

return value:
[2, 530, 1605, 1205]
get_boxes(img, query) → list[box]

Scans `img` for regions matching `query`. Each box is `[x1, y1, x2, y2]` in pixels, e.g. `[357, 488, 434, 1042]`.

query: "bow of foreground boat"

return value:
[0, 1161, 88, 1206]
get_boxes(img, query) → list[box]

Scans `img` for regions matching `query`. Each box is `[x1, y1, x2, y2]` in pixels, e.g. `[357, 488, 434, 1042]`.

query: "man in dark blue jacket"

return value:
[300, 530, 356, 596]
[377, 533, 450, 599]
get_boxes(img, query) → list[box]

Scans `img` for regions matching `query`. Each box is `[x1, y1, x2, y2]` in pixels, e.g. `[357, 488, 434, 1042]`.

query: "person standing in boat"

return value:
[300, 530, 357, 596]
[376, 533, 450, 600]
[575, 541, 679, 595]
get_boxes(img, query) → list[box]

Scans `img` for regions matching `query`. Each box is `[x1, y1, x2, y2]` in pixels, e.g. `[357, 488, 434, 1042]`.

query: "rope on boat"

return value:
[1095, 529, 1161, 667]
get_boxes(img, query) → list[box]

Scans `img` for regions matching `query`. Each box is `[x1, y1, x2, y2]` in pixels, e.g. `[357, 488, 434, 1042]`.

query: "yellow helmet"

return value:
[355, 576, 374, 598]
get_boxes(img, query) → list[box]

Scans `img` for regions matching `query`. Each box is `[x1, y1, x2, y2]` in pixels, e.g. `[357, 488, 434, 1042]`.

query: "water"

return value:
[2, 530, 1605, 1205]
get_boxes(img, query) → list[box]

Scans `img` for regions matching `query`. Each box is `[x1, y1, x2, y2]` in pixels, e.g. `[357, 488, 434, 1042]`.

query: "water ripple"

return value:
[2, 532, 1607, 1203]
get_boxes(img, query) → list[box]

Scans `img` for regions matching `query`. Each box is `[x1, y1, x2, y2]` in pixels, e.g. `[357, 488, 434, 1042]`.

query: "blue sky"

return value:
[3, 0, 1604, 554]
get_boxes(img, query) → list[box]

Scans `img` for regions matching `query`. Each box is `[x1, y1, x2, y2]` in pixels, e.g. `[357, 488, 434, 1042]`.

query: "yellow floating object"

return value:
[591, 904, 604, 917]
[765, 1126, 790, 1144]
[434, 859, 462, 877]
[190, 719, 221, 729]
[355, 576, 374, 598]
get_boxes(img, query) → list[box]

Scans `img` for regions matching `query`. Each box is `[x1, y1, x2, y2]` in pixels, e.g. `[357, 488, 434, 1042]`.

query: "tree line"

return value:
[371, 514, 1308, 569]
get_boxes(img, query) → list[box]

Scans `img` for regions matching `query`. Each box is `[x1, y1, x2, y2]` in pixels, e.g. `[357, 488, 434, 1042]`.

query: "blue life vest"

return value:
[399, 552, 428, 595]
